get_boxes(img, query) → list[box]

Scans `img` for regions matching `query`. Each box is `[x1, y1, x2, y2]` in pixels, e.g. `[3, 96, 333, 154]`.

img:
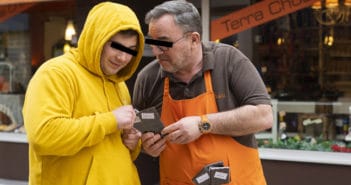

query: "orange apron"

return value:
[160, 71, 267, 185]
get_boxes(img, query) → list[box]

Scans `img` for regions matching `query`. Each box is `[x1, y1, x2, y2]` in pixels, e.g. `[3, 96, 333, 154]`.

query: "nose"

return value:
[117, 51, 131, 63]
[150, 45, 164, 55]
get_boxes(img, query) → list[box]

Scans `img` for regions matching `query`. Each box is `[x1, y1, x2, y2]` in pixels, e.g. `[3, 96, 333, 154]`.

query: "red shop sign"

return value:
[211, 0, 319, 40]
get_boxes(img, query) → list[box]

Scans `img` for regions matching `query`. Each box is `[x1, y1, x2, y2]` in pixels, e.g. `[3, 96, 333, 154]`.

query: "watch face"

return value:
[202, 122, 211, 130]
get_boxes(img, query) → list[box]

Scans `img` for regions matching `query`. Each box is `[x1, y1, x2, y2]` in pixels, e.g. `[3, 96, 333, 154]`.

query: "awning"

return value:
[211, 0, 319, 40]
[0, 0, 65, 23]
[0, 0, 63, 6]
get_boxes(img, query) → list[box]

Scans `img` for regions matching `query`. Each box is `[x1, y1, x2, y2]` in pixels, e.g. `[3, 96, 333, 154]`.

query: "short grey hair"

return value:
[145, 0, 202, 35]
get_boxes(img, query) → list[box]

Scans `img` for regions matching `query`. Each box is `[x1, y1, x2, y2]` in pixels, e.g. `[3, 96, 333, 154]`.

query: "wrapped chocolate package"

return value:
[133, 106, 164, 134]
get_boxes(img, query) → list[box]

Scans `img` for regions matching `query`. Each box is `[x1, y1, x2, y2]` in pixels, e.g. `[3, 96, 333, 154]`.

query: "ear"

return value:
[190, 32, 201, 45]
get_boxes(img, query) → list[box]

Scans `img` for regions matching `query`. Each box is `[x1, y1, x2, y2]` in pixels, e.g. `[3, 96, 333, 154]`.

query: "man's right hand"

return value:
[141, 132, 166, 157]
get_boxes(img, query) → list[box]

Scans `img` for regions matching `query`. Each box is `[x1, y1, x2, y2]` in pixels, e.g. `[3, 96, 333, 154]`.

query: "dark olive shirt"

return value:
[133, 41, 271, 148]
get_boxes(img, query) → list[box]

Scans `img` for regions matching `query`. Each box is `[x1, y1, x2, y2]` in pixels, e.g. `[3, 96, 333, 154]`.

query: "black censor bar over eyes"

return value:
[145, 38, 173, 48]
[110, 41, 137, 56]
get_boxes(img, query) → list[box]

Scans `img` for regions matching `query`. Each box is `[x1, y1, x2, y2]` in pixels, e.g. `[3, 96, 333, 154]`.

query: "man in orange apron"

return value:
[133, 1, 273, 185]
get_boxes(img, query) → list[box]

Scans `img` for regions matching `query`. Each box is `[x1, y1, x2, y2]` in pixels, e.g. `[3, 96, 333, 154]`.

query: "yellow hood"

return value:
[72, 1, 144, 82]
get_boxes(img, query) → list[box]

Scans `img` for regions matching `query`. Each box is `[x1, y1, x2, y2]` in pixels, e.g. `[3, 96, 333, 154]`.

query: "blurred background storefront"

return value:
[0, 0, 350, 185]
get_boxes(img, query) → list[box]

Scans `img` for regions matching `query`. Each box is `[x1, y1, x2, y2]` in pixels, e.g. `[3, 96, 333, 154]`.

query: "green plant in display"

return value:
[257, 135, 350, 152]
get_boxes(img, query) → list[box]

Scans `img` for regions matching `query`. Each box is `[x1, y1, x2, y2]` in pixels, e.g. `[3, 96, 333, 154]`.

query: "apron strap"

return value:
[204, 71, 213, 93]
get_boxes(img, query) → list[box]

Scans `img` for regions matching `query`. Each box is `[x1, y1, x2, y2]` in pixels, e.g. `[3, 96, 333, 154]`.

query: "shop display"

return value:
[0, 104, 18, 132]
[0, 34, 6, 60]
[0, 62, 12, 93]
[258, 100, 351, 153]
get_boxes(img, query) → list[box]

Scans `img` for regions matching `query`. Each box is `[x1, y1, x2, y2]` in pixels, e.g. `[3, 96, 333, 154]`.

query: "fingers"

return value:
[161, 123, 178, 136]
[123, 128, 141, 139]
[134, 128, 142, 137]
[165, 131, 182, 143]
[113, 105, 137, 130]
[164, 129, 187, 144]
[161, 122, 185, 143]
[161, 117, 201, 144]
[141, 132, 166, 157]
[122, 128, 141, 151]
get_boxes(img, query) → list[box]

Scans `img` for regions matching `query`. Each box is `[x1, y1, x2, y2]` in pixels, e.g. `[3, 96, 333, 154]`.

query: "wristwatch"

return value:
[199, 115, 212, 134]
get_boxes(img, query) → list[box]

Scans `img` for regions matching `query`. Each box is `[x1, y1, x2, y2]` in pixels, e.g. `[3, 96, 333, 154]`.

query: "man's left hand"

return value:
[161, 116, 202, 144]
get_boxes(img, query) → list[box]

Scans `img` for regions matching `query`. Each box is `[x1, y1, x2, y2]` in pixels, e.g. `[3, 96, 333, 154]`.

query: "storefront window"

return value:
[0, 0, 76, 131]
[0, 14, 30, 93]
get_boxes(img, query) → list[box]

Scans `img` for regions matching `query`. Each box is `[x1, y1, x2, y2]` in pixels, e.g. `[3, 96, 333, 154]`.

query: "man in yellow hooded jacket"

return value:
[22, 2, 144, 185]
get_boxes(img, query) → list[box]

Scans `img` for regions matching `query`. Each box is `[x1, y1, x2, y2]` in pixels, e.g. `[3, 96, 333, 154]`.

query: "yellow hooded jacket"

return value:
[22, 2, 144, 185]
